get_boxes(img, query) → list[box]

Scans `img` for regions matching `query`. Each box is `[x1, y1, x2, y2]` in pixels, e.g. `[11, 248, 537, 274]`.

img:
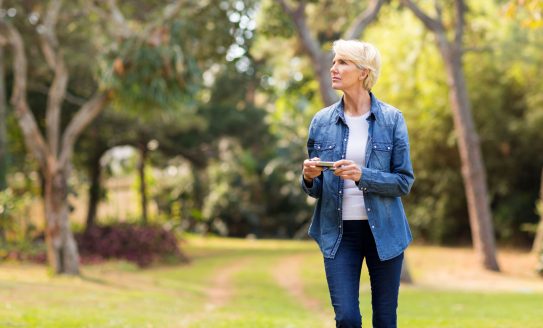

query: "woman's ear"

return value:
[359, 68, 368, 80]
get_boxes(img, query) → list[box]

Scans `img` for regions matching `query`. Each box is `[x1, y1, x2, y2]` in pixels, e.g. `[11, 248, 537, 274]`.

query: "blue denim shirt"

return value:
[301, 93, 414, 261]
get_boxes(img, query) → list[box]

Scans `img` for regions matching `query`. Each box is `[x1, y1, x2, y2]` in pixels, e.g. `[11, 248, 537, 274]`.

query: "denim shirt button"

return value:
[367, 208, 371, 212]
[371, 225, 375, 229]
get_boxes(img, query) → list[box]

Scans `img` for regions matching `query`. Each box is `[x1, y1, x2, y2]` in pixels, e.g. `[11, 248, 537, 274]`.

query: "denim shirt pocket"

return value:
[313, 142, 336, 161]
[369, 142, 393, 171]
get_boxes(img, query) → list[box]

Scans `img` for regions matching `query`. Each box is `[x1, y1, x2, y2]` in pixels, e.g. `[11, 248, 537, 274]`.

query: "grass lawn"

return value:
[1, 236, 542, 327]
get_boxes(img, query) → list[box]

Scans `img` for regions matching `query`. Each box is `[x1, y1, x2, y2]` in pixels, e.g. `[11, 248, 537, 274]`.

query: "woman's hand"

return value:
[303, 157, 323, 182]
[333, 159, 362, 182]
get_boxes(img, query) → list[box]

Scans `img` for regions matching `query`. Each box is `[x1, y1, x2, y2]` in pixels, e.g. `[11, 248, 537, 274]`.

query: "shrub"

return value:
[76, 223, 188, 267]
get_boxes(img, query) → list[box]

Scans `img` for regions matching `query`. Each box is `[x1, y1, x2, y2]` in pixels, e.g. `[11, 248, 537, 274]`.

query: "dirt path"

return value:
[407, 247, 543, 292]
[204, 258, 250, 311]
[178, 258, 250, 327]
[272, 253, 334, 326]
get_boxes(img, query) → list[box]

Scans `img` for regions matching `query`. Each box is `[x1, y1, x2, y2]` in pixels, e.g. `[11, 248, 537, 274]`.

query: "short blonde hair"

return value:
[332, 39, 381, 90]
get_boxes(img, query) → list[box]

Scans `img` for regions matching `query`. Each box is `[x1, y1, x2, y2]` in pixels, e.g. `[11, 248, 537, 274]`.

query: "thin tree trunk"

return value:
[44, 167, 80, 274]
[85, 151, 103, 231]
[0, 45, 6, 244]
[0, 45, 7, 191]
[400, 257, 413, 284]
[191, 165, 206, 231]
[138, 143, 148, 225]
[532, 168, 543, 253]
[443, 50, 499, 271]
[403, 0, 500, 272]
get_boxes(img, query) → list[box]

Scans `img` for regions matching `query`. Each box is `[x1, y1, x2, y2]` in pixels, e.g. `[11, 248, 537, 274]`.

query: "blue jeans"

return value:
[324, 220, 404, 328]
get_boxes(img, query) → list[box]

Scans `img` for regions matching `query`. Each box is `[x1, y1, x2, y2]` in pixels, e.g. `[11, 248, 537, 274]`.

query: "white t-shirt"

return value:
[342, 112, 370, 220]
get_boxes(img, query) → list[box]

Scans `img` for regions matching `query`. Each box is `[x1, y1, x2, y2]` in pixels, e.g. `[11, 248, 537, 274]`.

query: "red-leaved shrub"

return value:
[76, 224, 188, 267]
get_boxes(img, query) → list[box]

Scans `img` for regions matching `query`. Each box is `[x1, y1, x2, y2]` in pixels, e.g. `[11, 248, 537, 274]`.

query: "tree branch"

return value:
[30, 83, 87, 107]
[344, 0, 386, 40]
[401, 0, 443, 32]
[276, 0, 338, 105]
[277, 0, 321, 62]
[434, 0, 443, 22]
[59, 92, 109, 168]
[40, 0, 61, 69]
[0, 22, 50, 172]
[454, 0, 465, 52]
[104, 0, 133, 39]
[101, 0, 186, 40]
[40, 0, 68, 158]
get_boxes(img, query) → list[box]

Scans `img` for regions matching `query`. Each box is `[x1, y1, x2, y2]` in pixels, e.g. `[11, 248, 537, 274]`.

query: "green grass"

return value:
[1, 236, 542, 327]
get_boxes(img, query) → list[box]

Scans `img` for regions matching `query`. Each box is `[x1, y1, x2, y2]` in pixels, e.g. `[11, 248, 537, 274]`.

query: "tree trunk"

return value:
[138, 143, 148, 225]
[85, 152, 103, 231]
[402, 0, 500, 272]
[439, 43, 500, 271]
[400, 257, 413, 284]
[532, 168, 543, 253]
[314, 52, 338, 107]
[0, 45, 7, 191]
[44, 167, 80, 274]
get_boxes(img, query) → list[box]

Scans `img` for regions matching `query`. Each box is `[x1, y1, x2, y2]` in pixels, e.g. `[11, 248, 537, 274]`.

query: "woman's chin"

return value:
[331, 83, 342, 90]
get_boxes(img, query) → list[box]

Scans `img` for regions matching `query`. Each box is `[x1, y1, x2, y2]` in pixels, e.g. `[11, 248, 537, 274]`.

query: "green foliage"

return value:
[5, 0, 543, 246]
[0, 179, 37, 245]
[100, 28, 200, 113]
[257, 0, 295, 38]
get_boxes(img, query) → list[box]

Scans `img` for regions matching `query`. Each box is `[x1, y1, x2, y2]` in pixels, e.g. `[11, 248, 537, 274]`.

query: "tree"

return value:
[402, 0, 499, 271]
[276, 0, 386, 106]
[1, 0, 107, 274]
[533, 168, 543, 253]
[0, 0, 188, 274]
[0, 43, 7, 191]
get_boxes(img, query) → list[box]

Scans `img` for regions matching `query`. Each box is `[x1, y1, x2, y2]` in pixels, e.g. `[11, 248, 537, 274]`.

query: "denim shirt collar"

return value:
[332, 92, 383, 125]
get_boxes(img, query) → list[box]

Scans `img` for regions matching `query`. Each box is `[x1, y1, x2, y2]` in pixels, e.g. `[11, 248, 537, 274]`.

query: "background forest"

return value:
[0, 0, 542, 272]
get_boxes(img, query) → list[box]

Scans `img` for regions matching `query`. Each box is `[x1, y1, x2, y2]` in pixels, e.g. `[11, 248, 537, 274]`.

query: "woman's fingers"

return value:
[333, 160, 361, 181]
[303, 157, 323, 180]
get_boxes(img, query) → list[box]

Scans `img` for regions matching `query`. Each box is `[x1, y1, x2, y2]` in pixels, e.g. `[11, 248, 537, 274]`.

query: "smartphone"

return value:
[314, 161, 336, 171]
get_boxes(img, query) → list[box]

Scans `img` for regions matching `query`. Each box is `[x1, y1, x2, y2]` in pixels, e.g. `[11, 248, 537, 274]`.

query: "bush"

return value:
[76, 223, 188, 267]
[0, 240, 47, 263]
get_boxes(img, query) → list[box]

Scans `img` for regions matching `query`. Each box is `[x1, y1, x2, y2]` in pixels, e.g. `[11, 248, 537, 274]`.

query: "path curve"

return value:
[272, 253, 328, 314]
[204, 258, 250, 311]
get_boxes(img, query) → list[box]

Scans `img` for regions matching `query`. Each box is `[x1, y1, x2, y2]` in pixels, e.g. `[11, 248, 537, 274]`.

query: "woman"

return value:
[301, 39, 414, 328]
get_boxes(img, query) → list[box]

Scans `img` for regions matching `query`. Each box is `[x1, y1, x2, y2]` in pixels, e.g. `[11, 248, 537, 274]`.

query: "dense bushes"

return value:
[76, 224, 188, 267]
[1, 223, 188, 268]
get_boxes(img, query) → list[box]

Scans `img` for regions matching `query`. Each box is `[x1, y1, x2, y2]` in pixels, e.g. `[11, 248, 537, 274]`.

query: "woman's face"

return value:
[330, 55, 366, 91]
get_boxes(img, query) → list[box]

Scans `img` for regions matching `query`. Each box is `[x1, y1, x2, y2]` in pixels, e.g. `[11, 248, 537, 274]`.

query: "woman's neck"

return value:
[343, 89, 371, 117]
